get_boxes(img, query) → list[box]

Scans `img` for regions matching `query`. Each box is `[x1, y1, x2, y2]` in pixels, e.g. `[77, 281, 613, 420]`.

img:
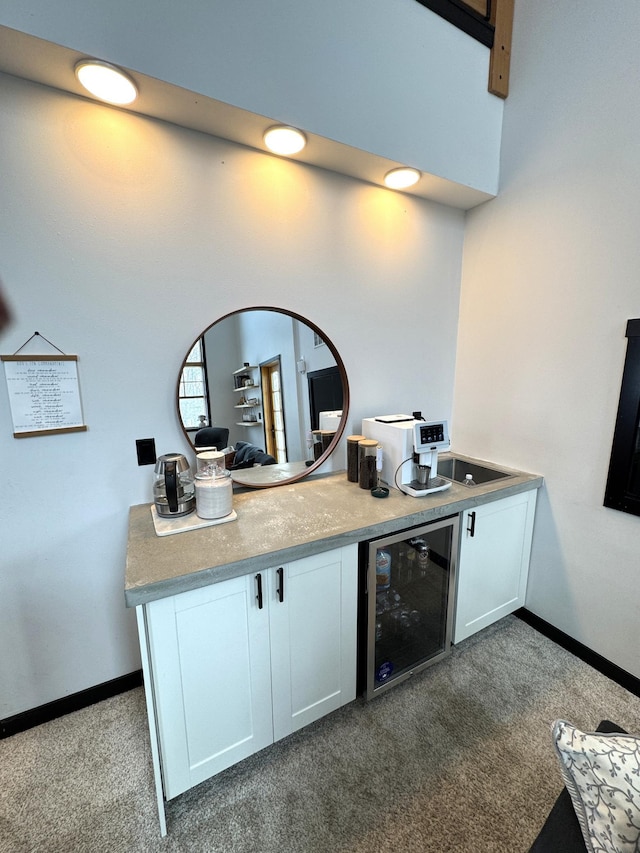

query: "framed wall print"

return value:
[2, 354, 87, 438]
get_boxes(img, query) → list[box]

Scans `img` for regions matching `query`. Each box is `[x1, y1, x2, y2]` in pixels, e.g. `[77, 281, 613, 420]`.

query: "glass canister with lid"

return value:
[358, 439, 379, 489]
[195, 450, 233, 519]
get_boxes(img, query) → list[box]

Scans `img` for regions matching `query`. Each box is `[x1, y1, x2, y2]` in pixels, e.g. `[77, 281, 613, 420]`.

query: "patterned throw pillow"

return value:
[552, 720, 640, 853]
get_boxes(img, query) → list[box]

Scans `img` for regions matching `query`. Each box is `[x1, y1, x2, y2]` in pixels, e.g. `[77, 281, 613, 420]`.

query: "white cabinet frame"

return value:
[137, 544, 358, 836]
[453, 489, 537, 644]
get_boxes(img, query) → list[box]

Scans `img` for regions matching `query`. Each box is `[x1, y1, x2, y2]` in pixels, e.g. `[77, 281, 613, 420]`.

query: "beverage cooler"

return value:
[359, 515, 459, 699]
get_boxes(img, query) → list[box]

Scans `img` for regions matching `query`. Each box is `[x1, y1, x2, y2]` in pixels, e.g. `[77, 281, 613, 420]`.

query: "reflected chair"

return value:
[194, 427, 230, 451]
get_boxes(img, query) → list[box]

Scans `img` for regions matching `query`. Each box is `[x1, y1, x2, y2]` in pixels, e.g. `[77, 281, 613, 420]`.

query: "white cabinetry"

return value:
[141, 544, 358, 803]
[453, 489, 537, 644]
[268, 547, 358, 742]
[143, 573, 272, 800]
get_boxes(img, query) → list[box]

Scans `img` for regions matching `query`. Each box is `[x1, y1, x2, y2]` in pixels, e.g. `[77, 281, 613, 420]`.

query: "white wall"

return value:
[453, 0, 640, 677]
[235, 310, 301, 458]
[203, 315, 241, 440]
[0, 0, 503, 194]
[0, 73, 464, 717]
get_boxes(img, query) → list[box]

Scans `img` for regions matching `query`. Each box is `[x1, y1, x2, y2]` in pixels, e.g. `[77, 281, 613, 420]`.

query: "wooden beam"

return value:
[489, 0, 514, 98]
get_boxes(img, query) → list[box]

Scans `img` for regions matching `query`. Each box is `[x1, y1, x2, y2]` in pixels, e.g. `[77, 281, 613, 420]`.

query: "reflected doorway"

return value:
[261, 357, 287, 463]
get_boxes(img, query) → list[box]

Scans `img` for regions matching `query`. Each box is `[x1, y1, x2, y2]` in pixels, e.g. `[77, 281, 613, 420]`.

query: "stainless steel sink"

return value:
[437, 456, 513, 486]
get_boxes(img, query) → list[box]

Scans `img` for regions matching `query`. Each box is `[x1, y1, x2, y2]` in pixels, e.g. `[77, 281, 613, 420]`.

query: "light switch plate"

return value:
[136, 438, 157, 466]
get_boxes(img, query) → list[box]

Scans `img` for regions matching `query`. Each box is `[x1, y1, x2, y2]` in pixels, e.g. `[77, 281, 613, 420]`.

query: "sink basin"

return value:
[437, 456, 513, 486]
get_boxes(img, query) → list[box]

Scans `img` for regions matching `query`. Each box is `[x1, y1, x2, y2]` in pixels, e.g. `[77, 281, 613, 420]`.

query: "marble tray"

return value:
[150, 505, 238, 537]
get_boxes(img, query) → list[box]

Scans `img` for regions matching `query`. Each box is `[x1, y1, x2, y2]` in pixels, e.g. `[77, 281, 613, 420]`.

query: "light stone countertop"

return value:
[229, 460, 309, 486]
[125, 454, 543, 607]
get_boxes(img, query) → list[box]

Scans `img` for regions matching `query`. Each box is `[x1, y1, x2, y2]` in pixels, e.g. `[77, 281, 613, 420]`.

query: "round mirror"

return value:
[176, 307, 349, 488]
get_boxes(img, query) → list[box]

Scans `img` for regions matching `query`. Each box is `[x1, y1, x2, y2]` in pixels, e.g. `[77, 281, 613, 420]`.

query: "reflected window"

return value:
[178, 338, 210, 429]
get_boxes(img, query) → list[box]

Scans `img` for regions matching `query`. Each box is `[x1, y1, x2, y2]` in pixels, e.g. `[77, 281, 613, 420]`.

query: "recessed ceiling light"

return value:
[263, 126, 307, 156]
[75, 60, 138, 106]
[384, 167, 421, 190]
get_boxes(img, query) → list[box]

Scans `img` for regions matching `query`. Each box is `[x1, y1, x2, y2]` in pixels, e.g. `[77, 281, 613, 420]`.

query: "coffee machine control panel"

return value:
[414, 420, 450, 452]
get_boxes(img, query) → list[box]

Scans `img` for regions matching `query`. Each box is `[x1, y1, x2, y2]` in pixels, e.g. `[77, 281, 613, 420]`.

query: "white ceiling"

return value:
[0, 24, 494, 210]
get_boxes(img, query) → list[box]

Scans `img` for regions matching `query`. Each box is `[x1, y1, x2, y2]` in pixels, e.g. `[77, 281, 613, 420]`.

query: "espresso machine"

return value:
[402, 420, 452, 497]
[361, 416, 452, 497]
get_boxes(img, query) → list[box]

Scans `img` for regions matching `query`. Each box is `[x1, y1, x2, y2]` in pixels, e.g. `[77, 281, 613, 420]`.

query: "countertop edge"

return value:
[125, 470, 543, 608]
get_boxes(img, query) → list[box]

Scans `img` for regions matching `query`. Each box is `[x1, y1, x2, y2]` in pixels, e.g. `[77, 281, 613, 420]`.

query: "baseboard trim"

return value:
[0, 670, 143, 739]
[515, 608, 640, 698]
[5, 613, 639, 737]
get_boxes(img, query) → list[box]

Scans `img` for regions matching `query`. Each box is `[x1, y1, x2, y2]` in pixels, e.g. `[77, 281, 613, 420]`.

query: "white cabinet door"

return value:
[145, 573, 273, 800]
[269, 544, 358, 742]
[454, 489, 537, 644]
[142, 544, 358, 801]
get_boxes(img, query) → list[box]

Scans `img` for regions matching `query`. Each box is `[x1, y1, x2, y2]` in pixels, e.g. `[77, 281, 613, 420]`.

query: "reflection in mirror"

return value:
[176, 307, 349, 488]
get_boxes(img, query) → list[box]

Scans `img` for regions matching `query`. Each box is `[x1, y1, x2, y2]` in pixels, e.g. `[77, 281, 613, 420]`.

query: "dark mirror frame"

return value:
[604, 318, 640, 517]
[176, 306, 350, 489]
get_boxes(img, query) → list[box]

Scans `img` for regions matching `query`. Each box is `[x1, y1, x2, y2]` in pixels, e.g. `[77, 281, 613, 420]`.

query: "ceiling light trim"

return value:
[263, 125, 307, 156]
[75, 59, 138, 105]
[384, 167, 422, 190]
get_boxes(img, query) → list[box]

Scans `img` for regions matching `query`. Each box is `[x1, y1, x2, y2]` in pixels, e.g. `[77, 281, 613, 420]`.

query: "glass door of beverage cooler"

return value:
[365, 515, 459, 699]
